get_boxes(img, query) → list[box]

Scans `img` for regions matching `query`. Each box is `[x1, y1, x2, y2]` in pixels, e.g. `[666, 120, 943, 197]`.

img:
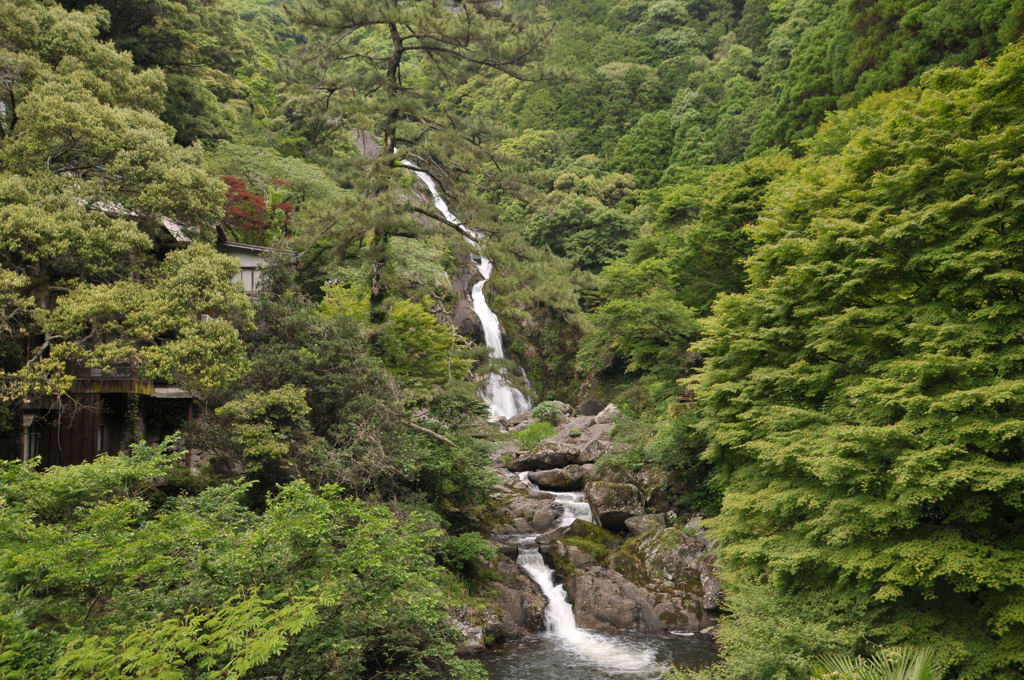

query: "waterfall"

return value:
[517, 548, 657, 673]
[518, 472, 593, 526]
[406, 164, 533, 419]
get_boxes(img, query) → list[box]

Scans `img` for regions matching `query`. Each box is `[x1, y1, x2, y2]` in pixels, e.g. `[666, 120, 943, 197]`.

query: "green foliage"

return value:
[698, 42, 1024, 679]
[813, 647, 944, 680]
[55, 0, 250, 144]
[0, 445, 486, 679]
[215, 385, 311, 468]
[510, 421, 557, 449]
[437, 532, 496, 574]
[530, 401, 563, 425]
[524, 168, 639, 271]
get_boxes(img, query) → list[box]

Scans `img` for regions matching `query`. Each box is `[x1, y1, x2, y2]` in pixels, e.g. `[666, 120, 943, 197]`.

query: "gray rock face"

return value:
[699, 552, 723, 610]
[451, 298, 483, 343]
[491, 555, 546, 639]
[594, 403, 620, 425]
[566, 566, 709, 633]
[625, 513, 666, 535]
[578, 438, 611, 464]
[585, 481, 644, 532]
[455, 625, 485, 654]
[576, 399, 611, 416]
[617, 527, 707, 584]
[507, 442, 580, 471]
[565, 415, 597, 431]
[493, 496, 559, 533]
[528, 464, 592, 491]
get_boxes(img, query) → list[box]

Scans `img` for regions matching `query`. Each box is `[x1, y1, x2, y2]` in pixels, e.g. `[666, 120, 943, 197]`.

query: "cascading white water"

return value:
[406, 165, 533, 419]
[518, 471, 593, 526]
[517, 548, 657, 674]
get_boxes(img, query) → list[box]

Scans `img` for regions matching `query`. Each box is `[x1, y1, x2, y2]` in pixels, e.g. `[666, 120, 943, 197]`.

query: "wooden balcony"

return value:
[68, 362, 154, 395]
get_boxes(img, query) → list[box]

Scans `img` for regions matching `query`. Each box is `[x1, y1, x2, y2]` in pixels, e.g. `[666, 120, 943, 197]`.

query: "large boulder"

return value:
[577, 438, 611, 464]
[490, 554, 547, 639]
[565, 566, 710, 633]
[528, 464, 592, 491]
[585, 481, 644, 532]
[492, 496, 557, 533]
[625, 513, 666, 535]
[455, 625, 485, 654]
[614, 527, 707, 585]
[563, 415, 597, 431]
[595, 403, 620, 425]
[507, 441, 580, 471]
[576, 399, 610, 416]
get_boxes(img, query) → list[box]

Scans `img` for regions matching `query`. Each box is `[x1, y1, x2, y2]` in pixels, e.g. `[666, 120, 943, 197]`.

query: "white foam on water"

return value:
[517, 548, 660, 675]
[403, 160, 533, 419]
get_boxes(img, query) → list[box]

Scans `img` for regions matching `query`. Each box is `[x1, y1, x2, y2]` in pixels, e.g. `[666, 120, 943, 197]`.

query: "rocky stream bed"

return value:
[452, 402, 721, 676]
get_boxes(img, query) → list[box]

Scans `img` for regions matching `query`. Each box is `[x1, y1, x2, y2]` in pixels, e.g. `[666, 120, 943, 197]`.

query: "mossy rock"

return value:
[563, 520, 620, 547]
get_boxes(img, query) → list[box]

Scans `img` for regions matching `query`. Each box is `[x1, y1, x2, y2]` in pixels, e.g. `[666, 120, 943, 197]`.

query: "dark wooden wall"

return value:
[39, 394, 101, 468]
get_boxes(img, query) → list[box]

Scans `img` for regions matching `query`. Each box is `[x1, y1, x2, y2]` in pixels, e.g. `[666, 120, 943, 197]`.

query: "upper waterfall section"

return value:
[403, 164, 533, 419]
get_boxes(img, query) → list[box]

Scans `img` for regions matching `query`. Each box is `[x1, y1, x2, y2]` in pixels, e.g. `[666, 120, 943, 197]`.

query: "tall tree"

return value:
[698, 43, 1024, 679]
[0, 0, 248, 424]
[286, 0, 551, 322]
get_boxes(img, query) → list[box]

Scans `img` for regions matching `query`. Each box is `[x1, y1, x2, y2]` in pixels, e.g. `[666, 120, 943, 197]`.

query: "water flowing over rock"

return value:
[408, 164, 532, 419]
[516, 549, 660, 672]
[482, 401, 722, 653]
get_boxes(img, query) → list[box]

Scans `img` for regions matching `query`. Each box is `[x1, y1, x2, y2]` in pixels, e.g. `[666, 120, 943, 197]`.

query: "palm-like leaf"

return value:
[813, 647, 943, 680]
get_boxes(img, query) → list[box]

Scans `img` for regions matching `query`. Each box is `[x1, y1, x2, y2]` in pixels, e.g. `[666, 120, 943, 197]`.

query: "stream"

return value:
[485, 476, 718, 679]
[480, 547, 717, 680]
[409, 163, 716, 678]
[407, 164, 532, 419]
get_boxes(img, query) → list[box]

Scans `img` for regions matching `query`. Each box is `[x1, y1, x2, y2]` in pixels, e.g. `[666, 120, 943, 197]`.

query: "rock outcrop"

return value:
[625, 513, 666, 535]
[585, 481, 644, 532]
[528, 464, 593, 491]
[594, 403, 620, 424]
[507, 442, 579, 471]
[566, 565, 710, 633]
[491, 554, 547, 639]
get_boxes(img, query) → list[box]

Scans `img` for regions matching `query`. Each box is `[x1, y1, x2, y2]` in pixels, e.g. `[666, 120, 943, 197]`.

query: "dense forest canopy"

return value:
[4, 0, 1024, 677]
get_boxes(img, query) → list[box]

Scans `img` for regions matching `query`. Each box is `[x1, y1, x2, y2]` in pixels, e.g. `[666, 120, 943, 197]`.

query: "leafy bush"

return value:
[530, 401, 563, 424]
[0, 445, 487, 679]
[438, 532, 496, 573]
[568, 428, 582, 437]
[510, 421, 557, 449]
[813, 647, 944, 680]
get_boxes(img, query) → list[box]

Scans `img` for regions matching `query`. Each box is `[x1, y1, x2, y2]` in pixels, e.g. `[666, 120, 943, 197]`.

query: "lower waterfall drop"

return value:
[517, 548, 657, 674]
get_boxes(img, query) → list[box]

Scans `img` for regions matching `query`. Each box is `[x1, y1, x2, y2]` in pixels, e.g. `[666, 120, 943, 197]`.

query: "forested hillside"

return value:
[3, 0, 1024, 677]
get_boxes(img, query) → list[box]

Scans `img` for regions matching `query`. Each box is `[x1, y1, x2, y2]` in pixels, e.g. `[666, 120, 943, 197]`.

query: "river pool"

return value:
[479, 631, 718, 680]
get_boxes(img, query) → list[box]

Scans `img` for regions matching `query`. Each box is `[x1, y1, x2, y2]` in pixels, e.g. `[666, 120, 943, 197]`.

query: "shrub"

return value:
[510, 421, 556, 449]
[438, 532, 496, 573]
[531, 401, 563, 424]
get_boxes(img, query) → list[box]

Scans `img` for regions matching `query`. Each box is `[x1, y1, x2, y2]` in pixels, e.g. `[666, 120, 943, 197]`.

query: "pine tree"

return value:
[285, 0, 551, 322]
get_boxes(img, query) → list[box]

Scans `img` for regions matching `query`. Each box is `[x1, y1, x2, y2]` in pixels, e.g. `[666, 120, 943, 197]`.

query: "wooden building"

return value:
[12, 236, 286, 467]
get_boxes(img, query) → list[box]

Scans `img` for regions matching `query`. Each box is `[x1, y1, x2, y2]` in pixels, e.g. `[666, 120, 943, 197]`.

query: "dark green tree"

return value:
[699, 43, 1024, 679]
[285, 0, 551, 323]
